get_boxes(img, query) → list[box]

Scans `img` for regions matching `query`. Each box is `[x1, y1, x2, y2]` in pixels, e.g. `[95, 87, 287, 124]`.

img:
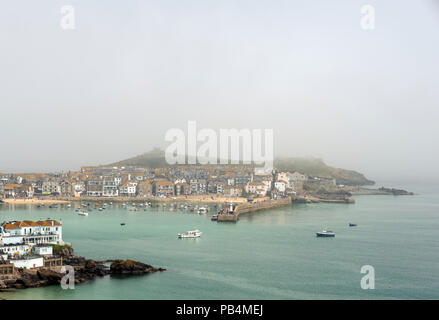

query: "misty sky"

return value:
[1, 0, 438, 182]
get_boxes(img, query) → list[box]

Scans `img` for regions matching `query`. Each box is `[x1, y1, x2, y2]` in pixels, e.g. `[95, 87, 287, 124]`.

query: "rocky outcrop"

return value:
[0, 256, 165, 291]
[378, 187, 414, 196]
[53, 246, 74, 257]
[110, 259, 165, 274]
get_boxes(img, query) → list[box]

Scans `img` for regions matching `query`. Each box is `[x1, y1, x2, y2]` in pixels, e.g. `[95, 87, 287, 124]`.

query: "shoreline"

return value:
[1, 195, 254, 205]
[0, 246, 165, 293]
[1, 199, 71, 204]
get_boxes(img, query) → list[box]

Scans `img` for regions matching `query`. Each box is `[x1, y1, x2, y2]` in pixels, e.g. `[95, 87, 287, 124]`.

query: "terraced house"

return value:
[137, 181, 153, 197]
[42, 180, 61, 195]
[154, 181, 174, 197]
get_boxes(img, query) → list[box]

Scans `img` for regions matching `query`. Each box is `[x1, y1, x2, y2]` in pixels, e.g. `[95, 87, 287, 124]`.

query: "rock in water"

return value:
[110, 259, 165, 275]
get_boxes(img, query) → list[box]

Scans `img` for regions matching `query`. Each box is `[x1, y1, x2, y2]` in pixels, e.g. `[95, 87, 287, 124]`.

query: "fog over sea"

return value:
[1, 181, 438, 300]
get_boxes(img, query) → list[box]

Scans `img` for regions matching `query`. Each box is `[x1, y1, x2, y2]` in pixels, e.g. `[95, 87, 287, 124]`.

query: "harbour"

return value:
[0, 182, 438, 300]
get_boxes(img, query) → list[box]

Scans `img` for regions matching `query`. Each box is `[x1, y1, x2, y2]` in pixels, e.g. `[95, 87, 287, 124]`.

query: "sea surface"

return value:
[0, 181, 438, 300]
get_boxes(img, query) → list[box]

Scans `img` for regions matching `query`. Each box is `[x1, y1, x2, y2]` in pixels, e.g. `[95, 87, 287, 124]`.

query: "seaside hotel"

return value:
[0, 220, 63, 270]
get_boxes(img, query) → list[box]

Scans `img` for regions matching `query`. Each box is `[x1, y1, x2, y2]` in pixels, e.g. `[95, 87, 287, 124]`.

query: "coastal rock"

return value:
[37, 269, 63, 285]
[53, 246, 74, 257]
[0, 255, 164, 290]
[110, 259, 165, 275]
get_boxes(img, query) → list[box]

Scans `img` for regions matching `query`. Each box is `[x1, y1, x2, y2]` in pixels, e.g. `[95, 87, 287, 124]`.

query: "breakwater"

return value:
[292, 195, 355, 204]
[217, 197, 292, 222]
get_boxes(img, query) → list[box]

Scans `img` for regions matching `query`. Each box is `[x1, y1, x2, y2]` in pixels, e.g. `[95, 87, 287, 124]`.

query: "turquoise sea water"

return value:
[0, 182, 438, 300]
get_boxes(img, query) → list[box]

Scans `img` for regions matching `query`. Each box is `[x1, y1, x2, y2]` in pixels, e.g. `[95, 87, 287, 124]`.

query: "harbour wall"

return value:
[218, 197, 292, 222]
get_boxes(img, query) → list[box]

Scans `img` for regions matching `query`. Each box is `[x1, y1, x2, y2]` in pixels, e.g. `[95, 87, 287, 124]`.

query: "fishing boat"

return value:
[349, 223, 357, 227]
[178, 230, 202, 239]
[316, 229, 335, 237]
[78, 211, 88, 216]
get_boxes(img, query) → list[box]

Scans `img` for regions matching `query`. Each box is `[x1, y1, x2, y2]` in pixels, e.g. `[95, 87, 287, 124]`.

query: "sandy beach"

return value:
[0, 195, 272, 205]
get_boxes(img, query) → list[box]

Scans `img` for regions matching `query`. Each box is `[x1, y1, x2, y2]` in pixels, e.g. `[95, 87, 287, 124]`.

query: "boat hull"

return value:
[316, 232, 335, 237]
[178, 234, 201, 238]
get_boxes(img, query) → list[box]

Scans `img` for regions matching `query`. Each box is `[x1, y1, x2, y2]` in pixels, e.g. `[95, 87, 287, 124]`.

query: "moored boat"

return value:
[178, 229, 202, 238]
[211, 214, 218, 221]
[198, 207, 208, 214]
[78, 211, 88, 216]
[316, 229, 335, 237]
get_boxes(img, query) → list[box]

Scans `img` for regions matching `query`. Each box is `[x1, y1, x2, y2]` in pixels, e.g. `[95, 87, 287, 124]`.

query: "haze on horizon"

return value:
[1, 0, 438, 183]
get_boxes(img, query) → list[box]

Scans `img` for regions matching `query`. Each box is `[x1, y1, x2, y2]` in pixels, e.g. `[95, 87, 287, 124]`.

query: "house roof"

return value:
[1, 219, 61, 230]
[155, 181, 172, 186]
[4, 184, 23, 190]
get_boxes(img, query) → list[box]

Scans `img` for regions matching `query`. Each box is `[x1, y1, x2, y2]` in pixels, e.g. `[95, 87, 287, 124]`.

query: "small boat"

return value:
[211, 214, 218, 221]
[349, 223, 357, 227]
[121, 223, 126, 226]
[178, 229, 202, 239]
[78, 211, 88, 216]
[316, 229, 335, 237]
[198, 207, 208, 214]
[98, 207, 104, 211]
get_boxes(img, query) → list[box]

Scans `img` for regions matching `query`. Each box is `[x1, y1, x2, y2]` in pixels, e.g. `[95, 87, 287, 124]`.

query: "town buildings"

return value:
[0, 165, 330, 200]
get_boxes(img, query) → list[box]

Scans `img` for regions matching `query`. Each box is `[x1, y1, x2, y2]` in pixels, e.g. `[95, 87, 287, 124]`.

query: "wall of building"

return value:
[11, 257, 43, 269]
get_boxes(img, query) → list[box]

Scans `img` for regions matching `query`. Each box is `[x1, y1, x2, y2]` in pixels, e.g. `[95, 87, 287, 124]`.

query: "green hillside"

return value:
[109, 149, 374, 186]
[274, 157, 374, 186]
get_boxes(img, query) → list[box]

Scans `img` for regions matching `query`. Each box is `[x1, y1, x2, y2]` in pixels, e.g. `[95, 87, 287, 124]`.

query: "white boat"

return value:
[198, 207, 208, 214]
[316, 229, 335, 237]
[78, 211, 88, 216]
[178, 229, 202, 239]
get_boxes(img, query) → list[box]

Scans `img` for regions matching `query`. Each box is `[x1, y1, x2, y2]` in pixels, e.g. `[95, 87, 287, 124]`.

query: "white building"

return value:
[0, 243, 31, 256]
[10, 256, 43, 269]
[33, 245, 53, 256]
[274, 180, 287, 193]
[246, 182, 269, 196]
[0, 220, 63, 246]
[120, 182, 137, 197]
